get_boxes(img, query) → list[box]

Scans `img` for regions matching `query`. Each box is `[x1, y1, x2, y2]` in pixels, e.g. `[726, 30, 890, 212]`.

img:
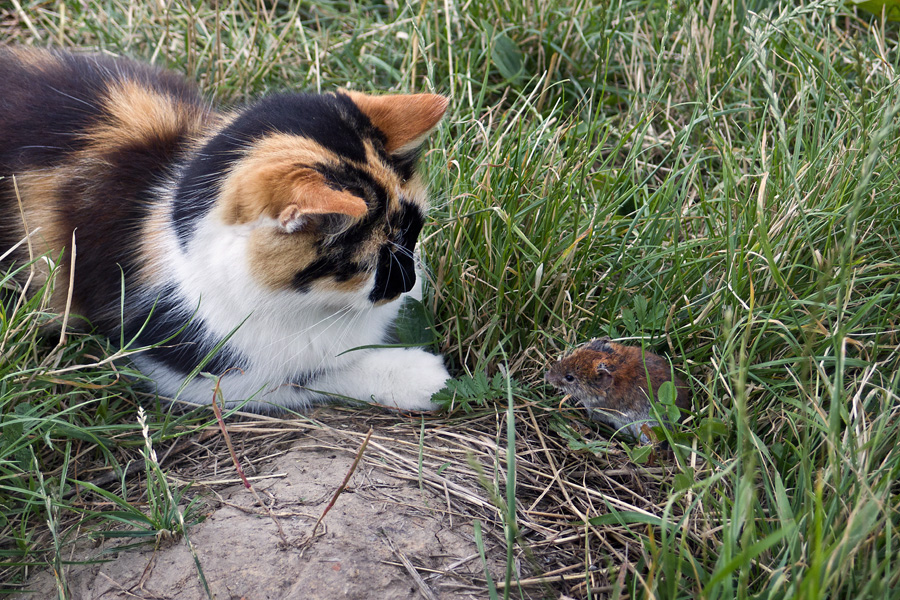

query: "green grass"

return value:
[2, 0, 900, 597]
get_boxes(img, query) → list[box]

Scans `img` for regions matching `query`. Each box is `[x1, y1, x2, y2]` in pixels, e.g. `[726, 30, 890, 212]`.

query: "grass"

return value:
[2, 0, 900, 597]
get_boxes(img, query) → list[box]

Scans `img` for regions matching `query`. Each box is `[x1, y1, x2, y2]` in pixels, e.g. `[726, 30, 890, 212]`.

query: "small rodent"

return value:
[545, 337, 691, 443]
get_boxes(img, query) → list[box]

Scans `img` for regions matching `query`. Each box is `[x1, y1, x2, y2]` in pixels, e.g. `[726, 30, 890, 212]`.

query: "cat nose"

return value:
[368, 245, 416, 302]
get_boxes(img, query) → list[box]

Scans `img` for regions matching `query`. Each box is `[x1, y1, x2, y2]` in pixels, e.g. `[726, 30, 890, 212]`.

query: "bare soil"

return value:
[12, 407, 672, 599]
[16, 426, 502, 599]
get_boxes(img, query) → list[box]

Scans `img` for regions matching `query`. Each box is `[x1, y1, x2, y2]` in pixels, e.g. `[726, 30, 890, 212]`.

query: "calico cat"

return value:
[0, 46, 451, 411]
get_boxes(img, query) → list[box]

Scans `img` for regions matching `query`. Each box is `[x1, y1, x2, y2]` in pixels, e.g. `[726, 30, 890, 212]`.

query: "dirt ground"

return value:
[15, 419, 507, 600]
[12, 407, 665, 599]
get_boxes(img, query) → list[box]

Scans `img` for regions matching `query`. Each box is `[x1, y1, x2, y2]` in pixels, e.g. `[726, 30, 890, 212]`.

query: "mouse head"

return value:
[545, 337, 620, 406]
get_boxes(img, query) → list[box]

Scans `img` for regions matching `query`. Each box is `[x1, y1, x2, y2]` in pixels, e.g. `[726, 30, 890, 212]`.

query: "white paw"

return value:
[351, 348, 450, 411]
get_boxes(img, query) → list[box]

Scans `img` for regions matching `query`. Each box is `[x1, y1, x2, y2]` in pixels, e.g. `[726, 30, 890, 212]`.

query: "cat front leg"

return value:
[311, 348, 450, 411]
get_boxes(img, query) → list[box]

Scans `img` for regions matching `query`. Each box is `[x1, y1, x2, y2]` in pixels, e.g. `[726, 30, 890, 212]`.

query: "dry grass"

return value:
[25, 400, 691, 597]
[3, 0, 900, 597]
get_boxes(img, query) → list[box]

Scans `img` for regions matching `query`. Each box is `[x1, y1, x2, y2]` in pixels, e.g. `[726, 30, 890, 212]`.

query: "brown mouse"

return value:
[545, 337, 691, 443]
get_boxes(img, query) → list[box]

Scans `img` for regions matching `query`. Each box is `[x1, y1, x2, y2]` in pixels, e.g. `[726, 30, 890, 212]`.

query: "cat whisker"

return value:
[275, 304, 358, 372]
[391, 243, 416, 261]
[321, 309, 366, 370]
[389, 250, 411, 292]
[47, 85, 99, 110]
[283, 307, 360, 376]
[267, 304, 354, 354]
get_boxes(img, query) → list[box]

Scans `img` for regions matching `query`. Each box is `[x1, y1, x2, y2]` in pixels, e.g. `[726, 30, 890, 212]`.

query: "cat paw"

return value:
[353, 348, 450, 411]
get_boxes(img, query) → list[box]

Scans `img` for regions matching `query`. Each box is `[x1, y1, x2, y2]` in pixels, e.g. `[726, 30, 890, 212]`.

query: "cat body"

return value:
[0, 47, 450, 411]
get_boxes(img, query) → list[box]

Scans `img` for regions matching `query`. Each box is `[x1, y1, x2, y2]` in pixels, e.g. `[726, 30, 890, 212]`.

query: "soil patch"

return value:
[15, 423, 501, 599]
[11, 407, 674, 599]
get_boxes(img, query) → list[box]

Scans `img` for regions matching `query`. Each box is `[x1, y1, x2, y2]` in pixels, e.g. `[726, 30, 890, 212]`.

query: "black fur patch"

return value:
[0, 49, 203, 308]
[391, 148, 421, 182]
[587, 337, 614, 352]
[369, 200, 424, 302]
[290, 162, 400, 292]
[0, 49, 198, 172]
[0, 50, 105, 255]
[171, 133, 241, 246]
[123, 287, 244, 377]
[62, 134, 193, 330]
[286, 370, 325, 388]
[292, 254, 366, 291]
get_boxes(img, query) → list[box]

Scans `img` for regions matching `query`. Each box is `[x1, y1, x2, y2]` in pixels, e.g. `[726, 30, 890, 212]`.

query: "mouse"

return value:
[545, 337, 691, 443]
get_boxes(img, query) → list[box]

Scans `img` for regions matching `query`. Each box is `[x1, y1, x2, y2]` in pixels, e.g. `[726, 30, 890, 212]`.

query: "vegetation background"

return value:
[1, 0, 899, 597]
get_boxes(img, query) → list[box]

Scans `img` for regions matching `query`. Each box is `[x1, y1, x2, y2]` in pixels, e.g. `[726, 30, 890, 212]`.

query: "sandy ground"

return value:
[15, 424, 504, 600]
[11, 407, 656, 599]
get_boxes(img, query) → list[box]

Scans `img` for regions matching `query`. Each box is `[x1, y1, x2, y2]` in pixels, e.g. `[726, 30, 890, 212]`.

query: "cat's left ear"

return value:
[343, 91, 449, 155]
[278, 168, 368, 233]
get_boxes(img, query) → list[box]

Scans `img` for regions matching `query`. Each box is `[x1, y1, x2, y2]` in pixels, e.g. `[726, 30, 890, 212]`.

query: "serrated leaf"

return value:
[633, 295, 648, 318]
[492, 371, 506, 389]
[431, 369, 520, 413]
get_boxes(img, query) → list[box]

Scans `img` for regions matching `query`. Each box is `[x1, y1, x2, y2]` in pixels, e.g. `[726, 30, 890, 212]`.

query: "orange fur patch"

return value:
[246, 226, 319, 290]
[344, 91, 448, 154]
[137, 200, 174, 286]
[5, 47, 61, 70]
[13, 170, 67, 256]
[216, 135, 367, 227]
[10, 170, 72, 311]
[89, 79, 206, 151]
[218, 113, 438, 293]
[313, 273, 369, 294]
[357, 140, 429, 215]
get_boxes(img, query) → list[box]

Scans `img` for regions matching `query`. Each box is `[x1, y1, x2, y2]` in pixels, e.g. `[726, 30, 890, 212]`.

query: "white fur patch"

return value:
[134, 200, 448, 411]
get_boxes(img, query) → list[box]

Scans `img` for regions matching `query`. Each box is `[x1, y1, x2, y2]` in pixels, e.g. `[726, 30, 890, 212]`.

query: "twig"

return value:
[306, 427, 374, 541]
[384, 535, 439, 600]
[494, 569, 610, 590]
[210, 376, 289, 545]
[49, 228, 77, 370]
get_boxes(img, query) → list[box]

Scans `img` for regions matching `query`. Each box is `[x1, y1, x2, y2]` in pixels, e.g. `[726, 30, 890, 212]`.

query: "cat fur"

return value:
[0, 47, 450, 411]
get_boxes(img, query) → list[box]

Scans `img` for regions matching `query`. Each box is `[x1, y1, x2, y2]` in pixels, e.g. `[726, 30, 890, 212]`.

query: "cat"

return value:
[0, 46, 451, 412]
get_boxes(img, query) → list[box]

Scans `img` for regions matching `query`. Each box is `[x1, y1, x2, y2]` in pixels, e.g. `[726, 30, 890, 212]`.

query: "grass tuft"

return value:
[2, 0, 900, 597]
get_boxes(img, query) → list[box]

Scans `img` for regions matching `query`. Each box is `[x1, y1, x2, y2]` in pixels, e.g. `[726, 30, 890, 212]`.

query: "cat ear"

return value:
[344, 91, 449, 155]
[277, 169, 368, 233]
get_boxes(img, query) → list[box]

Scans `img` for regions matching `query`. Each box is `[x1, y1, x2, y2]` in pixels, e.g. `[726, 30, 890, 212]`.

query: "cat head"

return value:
[174, 90, 448, 306]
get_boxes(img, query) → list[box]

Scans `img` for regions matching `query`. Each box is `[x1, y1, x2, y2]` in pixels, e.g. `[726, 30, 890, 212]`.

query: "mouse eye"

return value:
[564, 374, 575, 383]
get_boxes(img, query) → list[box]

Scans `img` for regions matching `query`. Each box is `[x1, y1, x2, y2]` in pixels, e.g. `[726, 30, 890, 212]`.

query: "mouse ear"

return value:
[596, 365, 614, 389]
[588, 337, 611, 351]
